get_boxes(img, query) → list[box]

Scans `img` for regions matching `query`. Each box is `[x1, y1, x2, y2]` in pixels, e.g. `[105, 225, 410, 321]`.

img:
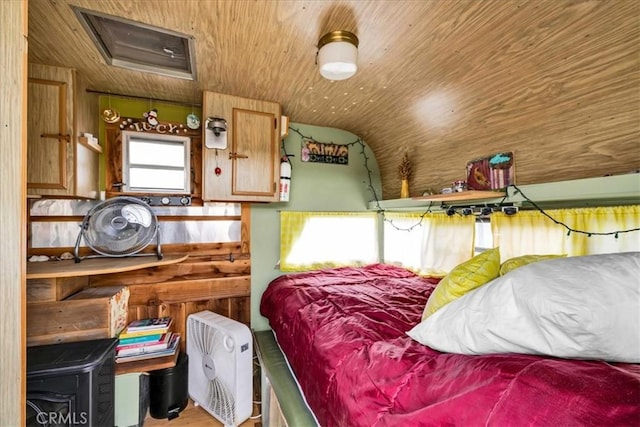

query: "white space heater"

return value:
[186, 311, 253, 426]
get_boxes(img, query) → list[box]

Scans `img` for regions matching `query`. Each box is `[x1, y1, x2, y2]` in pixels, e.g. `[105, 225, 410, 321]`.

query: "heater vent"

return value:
[73, 7, 196, 80]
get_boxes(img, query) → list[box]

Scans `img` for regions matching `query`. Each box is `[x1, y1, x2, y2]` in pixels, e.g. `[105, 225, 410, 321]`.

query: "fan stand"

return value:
[73, 227, 163, 263]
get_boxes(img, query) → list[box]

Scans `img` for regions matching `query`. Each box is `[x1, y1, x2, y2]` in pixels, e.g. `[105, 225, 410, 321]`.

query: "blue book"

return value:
[118, 333, 163, 346]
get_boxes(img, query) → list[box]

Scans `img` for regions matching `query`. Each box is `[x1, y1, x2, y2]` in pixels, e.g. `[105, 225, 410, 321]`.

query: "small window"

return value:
[280, 212, 379, 271]
[122, 131, 190, 193]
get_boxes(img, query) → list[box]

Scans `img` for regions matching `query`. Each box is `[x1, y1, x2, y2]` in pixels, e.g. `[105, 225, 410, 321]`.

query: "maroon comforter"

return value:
[260, 264, 640, 427]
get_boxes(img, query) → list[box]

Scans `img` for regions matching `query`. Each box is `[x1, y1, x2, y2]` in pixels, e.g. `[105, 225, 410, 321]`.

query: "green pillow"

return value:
[499, 254, 566, 276]
[422, 247, 500, 319]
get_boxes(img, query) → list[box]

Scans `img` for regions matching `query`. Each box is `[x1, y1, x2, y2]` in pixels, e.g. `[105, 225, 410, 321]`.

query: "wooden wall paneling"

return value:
[117, 277, 250, 306]
[89, 256, 250, 287]
[87, 245, 252, 355]
[0, 0, 27, 424]
[241, 203, 251, 254]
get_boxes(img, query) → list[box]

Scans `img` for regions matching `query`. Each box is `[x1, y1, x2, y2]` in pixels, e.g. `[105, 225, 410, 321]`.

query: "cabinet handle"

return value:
[229, 152, 249, 160]
[41, 133, 71, 142]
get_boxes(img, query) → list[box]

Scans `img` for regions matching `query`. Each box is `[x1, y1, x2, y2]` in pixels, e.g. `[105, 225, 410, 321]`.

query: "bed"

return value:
[259, 253, 640, 426]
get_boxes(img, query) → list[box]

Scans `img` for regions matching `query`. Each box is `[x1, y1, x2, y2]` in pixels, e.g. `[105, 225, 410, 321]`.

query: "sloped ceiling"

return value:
[28, 0, 640, 199]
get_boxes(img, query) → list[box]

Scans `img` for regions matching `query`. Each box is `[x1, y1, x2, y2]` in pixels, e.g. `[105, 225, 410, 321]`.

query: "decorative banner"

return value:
[466, 151, 515, 190]
[301, 139, 348, 165]
[117, 116, 191, 135]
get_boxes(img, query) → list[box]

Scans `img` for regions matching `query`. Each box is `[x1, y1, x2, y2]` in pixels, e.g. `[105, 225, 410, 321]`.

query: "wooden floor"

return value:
[144, 399, 262, 426]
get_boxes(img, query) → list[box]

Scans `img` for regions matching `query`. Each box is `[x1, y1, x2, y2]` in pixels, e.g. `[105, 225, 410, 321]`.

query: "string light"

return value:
[286, 127, 639, 238]
[287, 127, 438, 231]
[508, 184, 640, 238]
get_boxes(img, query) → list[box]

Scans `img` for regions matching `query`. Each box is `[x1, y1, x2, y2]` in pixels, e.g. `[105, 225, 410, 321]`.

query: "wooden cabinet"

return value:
[202, 91, 281, 202]
[27, 63, 100, 198]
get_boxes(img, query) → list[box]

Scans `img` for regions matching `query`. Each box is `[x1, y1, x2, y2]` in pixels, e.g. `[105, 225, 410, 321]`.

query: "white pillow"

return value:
[407, 252, 640, 363]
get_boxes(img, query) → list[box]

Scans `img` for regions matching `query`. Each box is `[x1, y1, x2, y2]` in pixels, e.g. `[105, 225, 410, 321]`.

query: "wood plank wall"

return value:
[89, 241, 252, 353]
[0, 1, 27, 425]
[27, 209, 252, 354]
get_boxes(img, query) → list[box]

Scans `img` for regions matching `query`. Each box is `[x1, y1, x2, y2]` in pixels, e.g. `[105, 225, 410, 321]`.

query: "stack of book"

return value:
[116, 316, 180, 363]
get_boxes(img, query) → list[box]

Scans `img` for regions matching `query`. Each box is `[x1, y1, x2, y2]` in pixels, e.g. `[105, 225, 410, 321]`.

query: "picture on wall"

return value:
[466, 151, 515, 191]
[301, 139, 349, 165]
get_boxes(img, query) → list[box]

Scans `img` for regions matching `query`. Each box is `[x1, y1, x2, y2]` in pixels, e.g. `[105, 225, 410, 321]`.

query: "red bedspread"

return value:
[260, 264, 640, 427]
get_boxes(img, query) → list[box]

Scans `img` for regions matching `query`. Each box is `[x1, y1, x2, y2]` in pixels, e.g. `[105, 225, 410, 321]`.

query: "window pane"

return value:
[129, 139, 185, 167]
[283, 214, 378, 269]
[384, 219, 423, 271]
[129, 167, 185, 190]
[474, 220, 493, 254]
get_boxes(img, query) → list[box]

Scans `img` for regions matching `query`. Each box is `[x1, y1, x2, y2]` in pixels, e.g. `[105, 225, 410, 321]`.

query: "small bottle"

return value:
[453, 180, 468, 192]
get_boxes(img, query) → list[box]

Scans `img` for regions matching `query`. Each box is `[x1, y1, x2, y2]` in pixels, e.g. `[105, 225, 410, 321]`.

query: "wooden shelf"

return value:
[78, 136, 103, 153]
[411, 190, 506, 202]
[369, 174, 640, 211]
[26, 253, 188, 279]
[115, 349, 179, 375]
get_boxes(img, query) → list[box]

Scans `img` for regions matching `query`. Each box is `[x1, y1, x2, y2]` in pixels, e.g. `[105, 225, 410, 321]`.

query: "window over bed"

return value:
[280, 211, 378, 271]
[382, 205, 639, 276]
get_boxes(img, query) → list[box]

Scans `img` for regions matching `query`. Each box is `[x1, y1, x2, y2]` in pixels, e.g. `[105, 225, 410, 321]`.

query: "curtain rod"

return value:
[86, 89, 202, 108]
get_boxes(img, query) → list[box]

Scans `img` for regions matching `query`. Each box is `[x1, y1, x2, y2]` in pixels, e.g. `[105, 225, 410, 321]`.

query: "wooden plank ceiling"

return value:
[28, 0, 640, 199]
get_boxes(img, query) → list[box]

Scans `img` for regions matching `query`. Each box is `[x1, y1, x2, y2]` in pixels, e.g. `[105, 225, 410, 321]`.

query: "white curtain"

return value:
[384, 212, 476, 276]
[492, 205, 640, 260]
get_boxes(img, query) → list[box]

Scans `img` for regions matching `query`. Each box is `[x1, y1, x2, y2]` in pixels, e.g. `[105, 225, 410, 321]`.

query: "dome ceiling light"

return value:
[317, 30, 359, 81]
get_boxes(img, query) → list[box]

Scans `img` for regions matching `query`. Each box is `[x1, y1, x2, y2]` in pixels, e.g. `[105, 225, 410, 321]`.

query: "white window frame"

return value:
[121, 131, 191, 193]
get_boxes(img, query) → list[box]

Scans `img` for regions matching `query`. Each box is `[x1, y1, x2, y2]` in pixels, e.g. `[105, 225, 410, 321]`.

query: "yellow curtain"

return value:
[280, 211, 309, 266]
[280, 211, 378, 271]
[384, 212, 475, 276]
[492, 205, 640, 260]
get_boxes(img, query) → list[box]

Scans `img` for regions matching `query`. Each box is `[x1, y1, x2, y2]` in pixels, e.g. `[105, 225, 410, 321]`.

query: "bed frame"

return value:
[253, 330, 317, 427]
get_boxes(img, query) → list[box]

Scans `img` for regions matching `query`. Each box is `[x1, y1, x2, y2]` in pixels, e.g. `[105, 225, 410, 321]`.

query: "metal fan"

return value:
[74, 196, 162, 262]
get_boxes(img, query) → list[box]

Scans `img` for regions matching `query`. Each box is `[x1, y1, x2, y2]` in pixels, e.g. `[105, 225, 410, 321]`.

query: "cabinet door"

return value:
[27, 77, 71, 191]
[231, 108, 278, 197]
[27, 64, 75, 196]
[202, 92, 280, 202]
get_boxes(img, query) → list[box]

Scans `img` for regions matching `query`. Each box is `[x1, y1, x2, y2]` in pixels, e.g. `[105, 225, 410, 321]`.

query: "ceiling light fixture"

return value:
[317, 30, 359, 81]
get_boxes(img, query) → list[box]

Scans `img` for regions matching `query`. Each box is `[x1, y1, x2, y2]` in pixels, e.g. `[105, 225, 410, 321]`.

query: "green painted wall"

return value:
[97, 95, 201, 190]
[250, 123, 382, 331]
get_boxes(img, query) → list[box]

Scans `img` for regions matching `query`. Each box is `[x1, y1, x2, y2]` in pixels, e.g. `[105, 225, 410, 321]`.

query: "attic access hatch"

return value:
[73, 6, 196, 80]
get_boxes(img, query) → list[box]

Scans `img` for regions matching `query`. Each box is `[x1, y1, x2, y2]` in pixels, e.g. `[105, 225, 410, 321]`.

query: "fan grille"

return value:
[188, 316, 241, 426]
[82, 196, 158, 256]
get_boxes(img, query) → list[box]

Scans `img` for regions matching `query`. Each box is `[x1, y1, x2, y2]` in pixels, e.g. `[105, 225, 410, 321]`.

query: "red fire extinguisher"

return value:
[279, 156, 291, 202]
